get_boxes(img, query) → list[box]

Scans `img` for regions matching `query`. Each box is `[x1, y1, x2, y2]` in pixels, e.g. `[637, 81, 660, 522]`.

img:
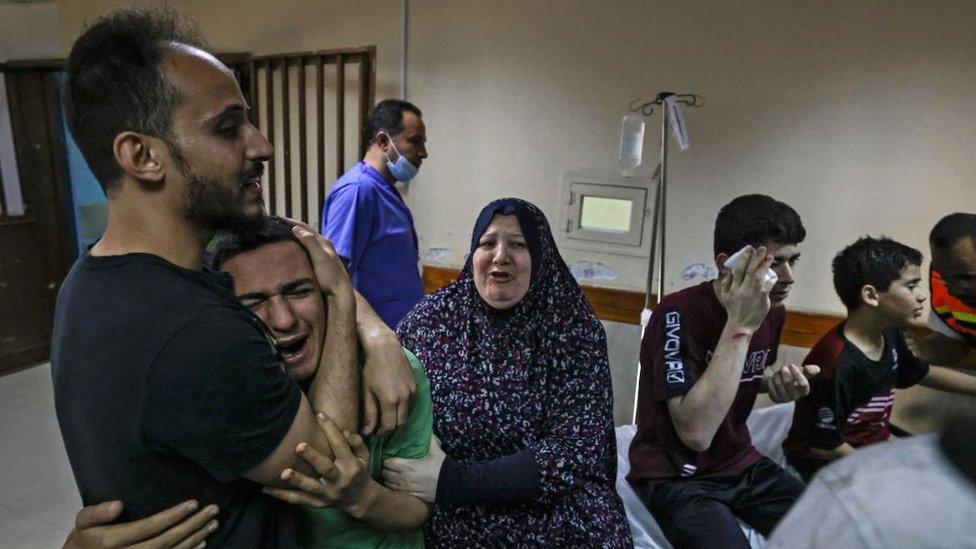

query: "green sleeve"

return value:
[367, 348, 433, 476]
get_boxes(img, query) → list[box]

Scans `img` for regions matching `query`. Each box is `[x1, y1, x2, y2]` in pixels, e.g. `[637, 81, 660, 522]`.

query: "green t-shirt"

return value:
[295, 348, 432, 548]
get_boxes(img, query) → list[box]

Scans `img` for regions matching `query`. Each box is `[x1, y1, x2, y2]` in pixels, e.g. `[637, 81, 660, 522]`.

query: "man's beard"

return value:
[169, 139, 266, 236]
[183, 173, 265, 237]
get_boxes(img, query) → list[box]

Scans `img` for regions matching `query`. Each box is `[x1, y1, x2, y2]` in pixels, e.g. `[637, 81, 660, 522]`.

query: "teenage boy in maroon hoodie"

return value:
[629, 195, 817, 548]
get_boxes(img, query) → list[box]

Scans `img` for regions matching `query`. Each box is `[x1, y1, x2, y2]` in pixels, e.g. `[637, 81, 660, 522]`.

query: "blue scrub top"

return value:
[321, 162, 424, 329]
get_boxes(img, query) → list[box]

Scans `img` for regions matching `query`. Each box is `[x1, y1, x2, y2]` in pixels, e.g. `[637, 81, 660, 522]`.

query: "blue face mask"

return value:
[384, 134, 419, 182]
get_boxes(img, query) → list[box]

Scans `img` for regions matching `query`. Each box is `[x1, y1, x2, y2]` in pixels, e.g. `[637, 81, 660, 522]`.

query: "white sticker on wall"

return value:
[425, 247, 452, 262]
[569, 260, 619, 282]
[681, 263, 717, 281]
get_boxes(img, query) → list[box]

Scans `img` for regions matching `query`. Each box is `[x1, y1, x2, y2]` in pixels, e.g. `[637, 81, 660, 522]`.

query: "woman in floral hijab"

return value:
[386, 198, 632, 547]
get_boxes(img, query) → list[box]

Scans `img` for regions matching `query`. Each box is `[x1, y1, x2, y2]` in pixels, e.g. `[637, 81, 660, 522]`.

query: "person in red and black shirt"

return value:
[785, 236, 976, 480]
[628, 195, 817, 548]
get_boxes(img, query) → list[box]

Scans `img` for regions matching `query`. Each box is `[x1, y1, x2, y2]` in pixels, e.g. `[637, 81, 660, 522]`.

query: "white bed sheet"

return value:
[615, 402, 796, 548]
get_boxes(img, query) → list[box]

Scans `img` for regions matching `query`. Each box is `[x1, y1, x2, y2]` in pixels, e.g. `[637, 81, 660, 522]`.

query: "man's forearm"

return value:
[916, 333, 972, 367]
[349, 480, 429, 532]
[309, 287, 359, 432]
[245, 396, 336, 487]
[354, 290, 389, 341]
[919, 366, 976, 396]
[669, 324, 751, 451]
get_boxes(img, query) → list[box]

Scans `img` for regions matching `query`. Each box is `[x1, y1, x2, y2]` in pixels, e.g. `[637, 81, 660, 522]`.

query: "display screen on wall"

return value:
[580, 195, 632, 233]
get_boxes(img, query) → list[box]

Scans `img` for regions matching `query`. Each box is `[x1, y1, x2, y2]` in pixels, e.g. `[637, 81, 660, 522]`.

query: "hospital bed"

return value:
[615, 402, 796, 548]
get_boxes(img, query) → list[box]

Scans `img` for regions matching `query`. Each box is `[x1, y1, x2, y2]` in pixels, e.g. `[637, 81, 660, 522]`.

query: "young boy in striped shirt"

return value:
[784, 236, 976, 480]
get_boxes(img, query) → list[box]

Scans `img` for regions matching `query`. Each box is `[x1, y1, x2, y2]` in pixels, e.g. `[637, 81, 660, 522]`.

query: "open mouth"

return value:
[489, 270, 513, 282]
[276, 334, 310, 364]
[240, 173, 262, 190]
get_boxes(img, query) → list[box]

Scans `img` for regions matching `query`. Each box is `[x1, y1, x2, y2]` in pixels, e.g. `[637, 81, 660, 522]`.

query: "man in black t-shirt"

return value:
[53, 9, 395, 546]
[784, 237, 976, 480]
[629, 195, 817, 548]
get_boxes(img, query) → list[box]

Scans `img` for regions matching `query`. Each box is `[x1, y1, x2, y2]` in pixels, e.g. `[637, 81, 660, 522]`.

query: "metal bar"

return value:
[250, 47, 374, 63]
[316, 56, 326, 226]
[634, 98, 672, 424]
[335, 56, 345, 180]
[265, 60, 276, 215]
[657, 101, 669, 303]
[249, 61, 259, 142]
[400, 0, 408, 99]
[358, 59, 371, 160]
[282, 58, 292, 218]
[0, 135, 7, 217]
[297, 56, 308, 222]
[644, 172, 663, 310]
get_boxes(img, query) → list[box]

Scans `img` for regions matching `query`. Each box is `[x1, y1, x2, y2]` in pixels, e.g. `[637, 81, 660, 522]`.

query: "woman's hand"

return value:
[381, 436, 446, 503]
[263, 414, 380, 519]
[64, 499, 219, 548]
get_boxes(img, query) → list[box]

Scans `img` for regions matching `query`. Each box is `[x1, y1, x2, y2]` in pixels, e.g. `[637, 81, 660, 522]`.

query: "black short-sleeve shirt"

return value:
[783, 323, 929, 479]
[627, 281, 785, 487]
[52, 252, 302, 547]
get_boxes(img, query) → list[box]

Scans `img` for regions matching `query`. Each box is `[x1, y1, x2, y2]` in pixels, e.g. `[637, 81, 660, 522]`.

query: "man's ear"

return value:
[861, 284, 880, 308]
[113, 131, 165, 183]
[375, 130, 395, 153]
[714, 252, 729, 273]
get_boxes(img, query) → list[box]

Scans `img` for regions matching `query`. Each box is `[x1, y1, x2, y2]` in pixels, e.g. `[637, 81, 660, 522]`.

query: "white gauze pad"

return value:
[723, 246, 778, 285]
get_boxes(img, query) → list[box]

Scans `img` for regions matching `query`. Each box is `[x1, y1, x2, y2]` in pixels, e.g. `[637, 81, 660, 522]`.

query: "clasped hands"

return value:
[263, 413, 379, 518]
[264, 414, 447, 510]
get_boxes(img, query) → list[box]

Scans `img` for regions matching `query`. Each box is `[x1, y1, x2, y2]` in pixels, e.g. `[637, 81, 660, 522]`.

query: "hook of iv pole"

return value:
[629, 97, 655, 116]
[630, 93, 703, 115]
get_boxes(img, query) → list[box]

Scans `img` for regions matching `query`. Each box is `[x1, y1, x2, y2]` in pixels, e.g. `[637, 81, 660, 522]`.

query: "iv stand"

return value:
[631, 91, 700, 424]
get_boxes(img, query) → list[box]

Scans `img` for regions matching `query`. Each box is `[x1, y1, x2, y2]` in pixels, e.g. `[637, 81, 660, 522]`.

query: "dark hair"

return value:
[713, 194, 806, 256]
[211, 216, 307, 270]
[832, 236, 923, 311]
[930, 213, 976, 250]
[364, 99, 422, 149]
[63, 7, 204, 191]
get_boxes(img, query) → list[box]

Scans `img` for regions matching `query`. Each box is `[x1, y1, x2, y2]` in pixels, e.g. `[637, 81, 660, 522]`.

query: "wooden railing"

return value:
[421, 265, 932, 348]
[250, 47, 376, 227]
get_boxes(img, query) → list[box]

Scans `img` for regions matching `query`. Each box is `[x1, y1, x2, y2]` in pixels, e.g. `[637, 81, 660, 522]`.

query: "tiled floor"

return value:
[0, 363, 80, 548]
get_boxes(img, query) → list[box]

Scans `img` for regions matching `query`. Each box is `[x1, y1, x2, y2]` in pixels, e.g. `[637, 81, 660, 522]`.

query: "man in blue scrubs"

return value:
[321, 99, 427, 328]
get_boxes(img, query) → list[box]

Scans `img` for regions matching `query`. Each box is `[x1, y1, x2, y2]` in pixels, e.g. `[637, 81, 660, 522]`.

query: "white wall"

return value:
[9, 0, 973, 316]
[0, 1, 61, 61]
[55, 0, 404, 97]
[406, 0, 976, 317]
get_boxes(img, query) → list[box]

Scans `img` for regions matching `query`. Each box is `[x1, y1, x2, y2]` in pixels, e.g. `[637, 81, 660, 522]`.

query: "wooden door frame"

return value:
[0, 62, 74, 374]
[0, 55, 255, 375]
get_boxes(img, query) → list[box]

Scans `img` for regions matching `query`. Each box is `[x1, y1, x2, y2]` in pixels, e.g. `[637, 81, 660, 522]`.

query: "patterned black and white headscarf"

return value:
[397, 198, 631, 546]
